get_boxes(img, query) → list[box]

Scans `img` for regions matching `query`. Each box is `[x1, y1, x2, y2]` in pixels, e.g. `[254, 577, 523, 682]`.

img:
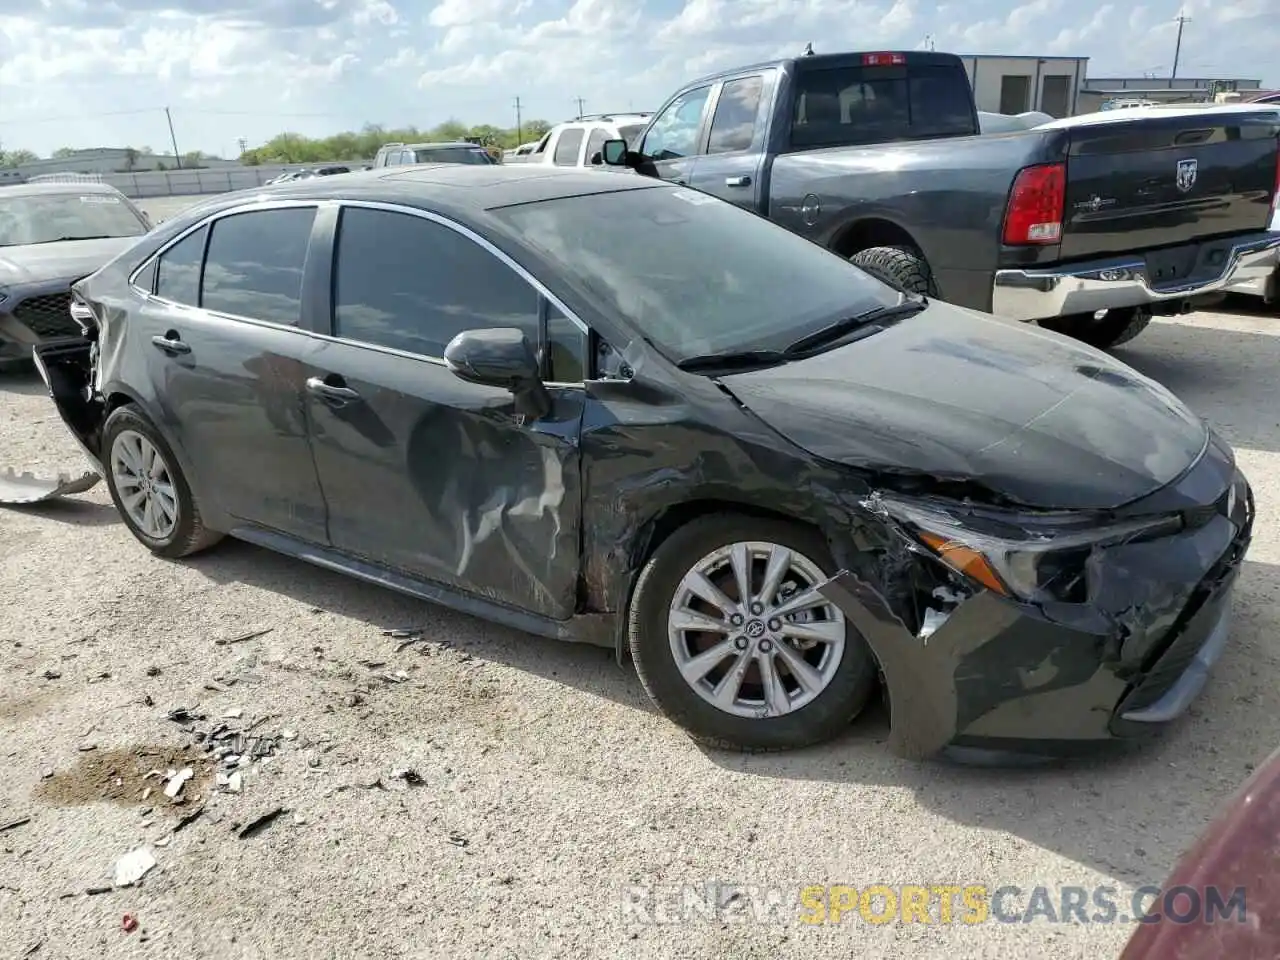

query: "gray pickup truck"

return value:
[601, 50, 1280, 349]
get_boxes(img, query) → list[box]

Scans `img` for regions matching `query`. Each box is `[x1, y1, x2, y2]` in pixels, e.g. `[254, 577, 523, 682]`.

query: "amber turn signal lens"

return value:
[917, 532, 1010, 596]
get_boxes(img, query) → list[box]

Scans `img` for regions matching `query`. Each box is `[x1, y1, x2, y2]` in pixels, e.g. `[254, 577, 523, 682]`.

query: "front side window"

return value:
[0, 191, 149, 247]
[200, 208, 315, 326]
[154, 224, 207, 305]
[492, 187, 899, 363]
[332, 207, 539, 358]
[707, 76, 764, 154]
[641, 86, 712, 160]
[545, 303, 587, 382]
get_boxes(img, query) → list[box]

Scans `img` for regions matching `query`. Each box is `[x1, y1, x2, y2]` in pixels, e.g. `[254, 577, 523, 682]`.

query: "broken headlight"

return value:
[876, 495, 1182, 604]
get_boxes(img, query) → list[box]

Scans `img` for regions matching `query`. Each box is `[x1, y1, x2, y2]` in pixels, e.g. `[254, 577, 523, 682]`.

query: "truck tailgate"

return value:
[1059, 110, 1280, 260]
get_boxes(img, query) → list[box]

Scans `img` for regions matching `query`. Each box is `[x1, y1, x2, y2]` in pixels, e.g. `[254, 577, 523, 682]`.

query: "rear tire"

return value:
[1039, 307, 1153, 350]
[628, 513, 878, 751]
[849, 245, 938, 297]
[102, 404, 223, 559]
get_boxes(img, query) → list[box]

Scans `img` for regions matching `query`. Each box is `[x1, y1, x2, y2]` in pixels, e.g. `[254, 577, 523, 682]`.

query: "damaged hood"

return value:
[719, 304, 1208, 510]
[0, 237, 139, 286]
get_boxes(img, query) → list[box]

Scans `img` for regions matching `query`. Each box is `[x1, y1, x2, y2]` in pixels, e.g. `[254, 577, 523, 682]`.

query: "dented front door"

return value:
[304, 339, 584, 620]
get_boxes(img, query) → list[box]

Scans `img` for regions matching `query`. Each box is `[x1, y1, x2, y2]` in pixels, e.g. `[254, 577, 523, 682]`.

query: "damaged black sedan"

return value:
[31, 165, 1253, 758]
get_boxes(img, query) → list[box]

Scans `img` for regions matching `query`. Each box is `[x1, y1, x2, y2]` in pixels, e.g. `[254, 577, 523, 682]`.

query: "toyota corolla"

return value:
[28, 165, 1253, 758]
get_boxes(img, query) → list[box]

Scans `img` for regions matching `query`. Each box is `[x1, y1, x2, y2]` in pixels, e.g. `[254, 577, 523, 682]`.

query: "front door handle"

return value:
[725, 175, 752, 187]
[306, 376, 361, 407]
[151, 333, 191, 355]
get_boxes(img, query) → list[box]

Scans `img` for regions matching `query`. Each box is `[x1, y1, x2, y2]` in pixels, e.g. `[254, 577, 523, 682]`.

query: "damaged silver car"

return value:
[27, 165, 1254, 758]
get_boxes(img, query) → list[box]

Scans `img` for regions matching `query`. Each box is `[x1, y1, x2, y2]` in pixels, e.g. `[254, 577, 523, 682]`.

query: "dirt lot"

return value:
[2, 284, 1279, 957]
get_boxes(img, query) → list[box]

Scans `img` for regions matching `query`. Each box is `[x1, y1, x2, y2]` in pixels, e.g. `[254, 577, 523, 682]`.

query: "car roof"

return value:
[399, 141, 485, 150]
[0, 181, 125, 198]
[172, 164, 660, 222]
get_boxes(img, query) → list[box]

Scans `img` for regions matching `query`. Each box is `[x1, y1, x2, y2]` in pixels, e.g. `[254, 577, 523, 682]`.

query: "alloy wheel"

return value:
[667, 541, 846, 719]
[110, 428, 179, 541]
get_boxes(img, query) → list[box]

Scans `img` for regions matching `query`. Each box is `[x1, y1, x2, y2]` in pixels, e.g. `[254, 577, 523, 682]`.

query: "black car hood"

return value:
[0, 237, 138, 286]
[718, 304, 1208, 510]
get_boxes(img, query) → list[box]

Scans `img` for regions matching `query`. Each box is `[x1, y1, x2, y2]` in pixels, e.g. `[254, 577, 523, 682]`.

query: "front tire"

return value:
[102, 404, 222, 558]
[628, 514, 878, 751]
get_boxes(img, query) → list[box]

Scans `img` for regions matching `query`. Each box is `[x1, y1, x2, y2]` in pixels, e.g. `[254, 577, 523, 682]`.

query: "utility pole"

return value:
[574, 97, 586, 118]
[237, 137, 248, 157]
[513, 96, 523, 143]
[165, 106, 182, 169]
[1171, 12, 1191, 79]
[923, 34, 935, 51]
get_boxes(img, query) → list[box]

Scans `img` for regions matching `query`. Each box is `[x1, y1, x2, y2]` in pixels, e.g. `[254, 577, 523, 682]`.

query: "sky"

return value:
[0, 0, 1273, 158]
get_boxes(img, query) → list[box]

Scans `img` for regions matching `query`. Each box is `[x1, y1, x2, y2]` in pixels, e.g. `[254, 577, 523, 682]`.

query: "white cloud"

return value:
[0, 0, 1274, 158]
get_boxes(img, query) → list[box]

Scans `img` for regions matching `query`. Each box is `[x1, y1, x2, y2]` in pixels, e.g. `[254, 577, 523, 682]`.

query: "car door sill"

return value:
[227, 525, 612, 647]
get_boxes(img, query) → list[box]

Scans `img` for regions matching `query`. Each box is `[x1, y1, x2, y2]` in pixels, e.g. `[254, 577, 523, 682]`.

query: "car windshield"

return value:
[492, 187, 900, 361]
[618, 124, 646, 148]
[0, 191, 148, 247]
[412, 146, 494, 165]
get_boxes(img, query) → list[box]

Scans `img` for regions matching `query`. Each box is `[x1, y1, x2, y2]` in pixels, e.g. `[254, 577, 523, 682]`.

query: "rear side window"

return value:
[332, 207, 539, 358]
[708, 76, 764, 153]
[154, 224, 207, 305]
[412, 146, 493, 165]
[553, 129, 584, 166]
[200, 208, 315, 326]
[791, 63, 976, 148]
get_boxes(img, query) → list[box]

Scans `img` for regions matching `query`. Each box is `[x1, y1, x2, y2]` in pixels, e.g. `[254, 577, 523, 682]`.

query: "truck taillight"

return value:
[1002, 162, 1066, 245]
[861, 52, 907, 66]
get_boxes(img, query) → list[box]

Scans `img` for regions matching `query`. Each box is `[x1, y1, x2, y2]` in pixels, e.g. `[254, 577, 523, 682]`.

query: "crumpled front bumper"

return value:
[817, 468, 1254, 762]
[991, 232, 1280, 322]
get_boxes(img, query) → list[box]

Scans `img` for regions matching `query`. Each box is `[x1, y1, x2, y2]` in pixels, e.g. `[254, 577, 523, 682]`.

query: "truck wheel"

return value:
[849, 245, 938, 297]
[1040, 307, 1153, 350]
[627, 513, 878, 751]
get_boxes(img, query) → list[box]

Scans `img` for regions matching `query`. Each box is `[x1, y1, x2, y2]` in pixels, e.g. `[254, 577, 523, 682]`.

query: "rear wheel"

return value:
[849, 245, 938, 297]
[1039, 307, 1153, 350]
[102, 404, 223, 558]
[628, 514, 878, 751]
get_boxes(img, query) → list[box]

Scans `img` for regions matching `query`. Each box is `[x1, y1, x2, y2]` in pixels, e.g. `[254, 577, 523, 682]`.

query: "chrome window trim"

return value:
[124, 195, 593, 387]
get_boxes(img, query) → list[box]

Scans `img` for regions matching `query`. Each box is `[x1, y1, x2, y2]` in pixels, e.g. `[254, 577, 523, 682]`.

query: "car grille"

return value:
[13, 293, 77, 339]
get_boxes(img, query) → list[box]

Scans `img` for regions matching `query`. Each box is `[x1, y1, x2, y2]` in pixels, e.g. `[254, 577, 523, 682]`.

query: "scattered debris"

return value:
[154, 837, 171, 848]
[390, 768, 424, 786]
[0, 816, 31, 833]
[221, 708, 243, 719]
[215, 628, 273, 647]
[145, 666, 161, 677]
[165, 707, 205, 724]
[113, 847, 156, 887]
[121, 913, 139, 933]
[343, 694, 364, 708]
[381, 672, 409, 685]
[41, 669, 61, 680]
[163, 768, 194, 800]
[78, 744, 97, 752]
[20, 940, 42, 957]
[281, 729, 298, 741]
[236, 806, 287, 839]
[215, 771, 243, 794]
[447, 835, 470, 847]
[172, 806, 204, 834]
[85, 885, 113, 896]
[0, 466, 100, 504]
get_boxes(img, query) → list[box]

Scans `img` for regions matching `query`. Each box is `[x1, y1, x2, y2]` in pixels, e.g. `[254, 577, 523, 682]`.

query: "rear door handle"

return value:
[306, 376, 361, 407]
[725, 176, 752, 187]
[151, 333, 191, 355]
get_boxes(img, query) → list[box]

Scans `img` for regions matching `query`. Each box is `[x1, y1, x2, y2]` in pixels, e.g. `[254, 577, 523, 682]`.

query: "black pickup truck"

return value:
[601, 50, 1280, 349]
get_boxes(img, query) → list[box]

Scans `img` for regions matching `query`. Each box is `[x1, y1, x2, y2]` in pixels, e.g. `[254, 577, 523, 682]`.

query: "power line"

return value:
[1172, 12, 1191, 79]
[0, 107, 161, 126]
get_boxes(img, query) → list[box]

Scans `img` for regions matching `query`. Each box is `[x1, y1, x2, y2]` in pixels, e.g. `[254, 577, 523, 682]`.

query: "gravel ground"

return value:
[2, 241, 1279, 956]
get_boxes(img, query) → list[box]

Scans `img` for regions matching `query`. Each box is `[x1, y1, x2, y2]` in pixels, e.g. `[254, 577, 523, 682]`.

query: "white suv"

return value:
[518, 113, 651, 169]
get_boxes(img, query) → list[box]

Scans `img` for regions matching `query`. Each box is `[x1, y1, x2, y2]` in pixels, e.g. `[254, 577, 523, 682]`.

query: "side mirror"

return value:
[601, 139, 629, 166]
[444, 327, 551, 419]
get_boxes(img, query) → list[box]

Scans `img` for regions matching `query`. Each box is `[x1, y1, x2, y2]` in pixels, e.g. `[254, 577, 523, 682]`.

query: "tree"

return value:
[123, 147, 139, 172]
[1, 148, 38, 167]
[52, 147, 77, 158]
[237, 118, 557, 164]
